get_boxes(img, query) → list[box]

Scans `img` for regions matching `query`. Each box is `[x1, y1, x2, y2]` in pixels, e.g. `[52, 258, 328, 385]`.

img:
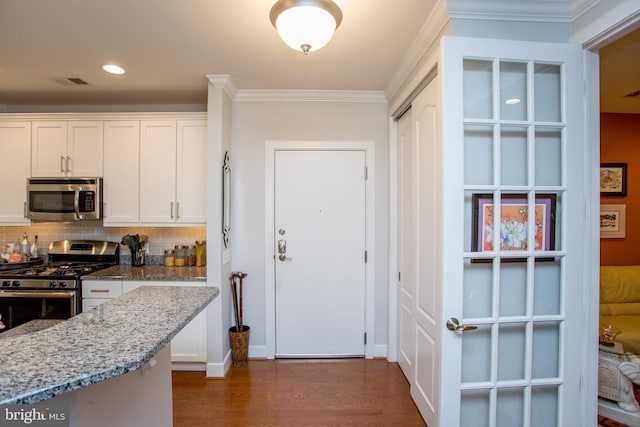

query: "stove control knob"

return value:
[49, 281, 58, 288]
[59, 281, 68, 288]
[2, 280, 11, 287]
[11, 280, 20, 287]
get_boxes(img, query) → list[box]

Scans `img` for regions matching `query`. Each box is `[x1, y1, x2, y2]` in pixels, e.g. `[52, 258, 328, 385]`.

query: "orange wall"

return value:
[601, 113, 640, 265]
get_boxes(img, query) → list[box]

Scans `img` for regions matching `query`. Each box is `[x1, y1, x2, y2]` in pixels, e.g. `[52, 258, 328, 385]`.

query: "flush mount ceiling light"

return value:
[270, 0, 342, 55]
[102, 64, 126, 75]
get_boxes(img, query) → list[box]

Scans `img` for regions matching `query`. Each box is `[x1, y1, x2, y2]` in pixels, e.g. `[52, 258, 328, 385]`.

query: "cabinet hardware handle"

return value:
[170, 202, 174, 219]
[24, 202, 27, 218]
[66, 156, 71, 173]
[60, 156, 65, 173]
[90, 289, 111, 293]
[176, 202, 180, 219]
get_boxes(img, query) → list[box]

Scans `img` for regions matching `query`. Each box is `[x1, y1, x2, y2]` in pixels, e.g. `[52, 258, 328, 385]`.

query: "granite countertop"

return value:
[0, 319, 63, 340]
[82, 265, 206, 281]
[0, 285, 218, 404]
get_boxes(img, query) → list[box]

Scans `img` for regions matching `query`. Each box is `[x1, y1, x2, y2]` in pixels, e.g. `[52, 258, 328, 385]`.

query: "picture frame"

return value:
[600, 163, 627, 197]
[472, 194, 556, 258]
[600, 204, 626, 239]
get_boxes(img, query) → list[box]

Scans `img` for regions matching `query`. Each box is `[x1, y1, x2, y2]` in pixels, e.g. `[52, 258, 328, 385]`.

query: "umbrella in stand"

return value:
[229, 275, 240, 332]
[233, 272, 248, 330]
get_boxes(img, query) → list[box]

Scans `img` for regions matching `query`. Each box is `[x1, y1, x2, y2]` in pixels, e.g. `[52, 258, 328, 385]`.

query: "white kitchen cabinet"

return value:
[31, 121, 103, 177]
[140, 120, 206, 225]
[103, 121, 140, 225]
[0, 122, 31, 224]
[122, 281, 208, 363]
[82, 280, 123, 311]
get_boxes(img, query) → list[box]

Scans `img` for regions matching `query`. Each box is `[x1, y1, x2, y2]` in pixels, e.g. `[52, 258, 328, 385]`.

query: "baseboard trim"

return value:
[206, 351, 232, 378]
[374, 344, 388, 359]
[172, 362, 206, 371]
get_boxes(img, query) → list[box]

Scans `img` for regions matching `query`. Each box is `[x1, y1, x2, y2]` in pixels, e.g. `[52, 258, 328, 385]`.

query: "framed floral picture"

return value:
[600, 163, 627, 197]
[472, 194, 557, 255]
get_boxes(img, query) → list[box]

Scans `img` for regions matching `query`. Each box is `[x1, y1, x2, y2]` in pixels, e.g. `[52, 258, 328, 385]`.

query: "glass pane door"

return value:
[441, 36, 584, 427]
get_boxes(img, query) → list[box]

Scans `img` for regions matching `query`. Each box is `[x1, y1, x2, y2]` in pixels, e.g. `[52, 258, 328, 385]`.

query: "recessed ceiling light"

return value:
[505, 98, 521, 105]
[102, 64, 125, 75]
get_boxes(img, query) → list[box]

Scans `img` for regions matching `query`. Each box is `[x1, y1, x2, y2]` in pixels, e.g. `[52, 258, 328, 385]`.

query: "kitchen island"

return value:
[0, 285, 218, 426]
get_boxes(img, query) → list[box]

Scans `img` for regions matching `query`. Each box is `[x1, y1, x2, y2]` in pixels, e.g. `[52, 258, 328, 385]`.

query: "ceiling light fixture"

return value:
[102, 64, 126, 75]
[270, 0, 342, 55]
[505, 98, 521, 105]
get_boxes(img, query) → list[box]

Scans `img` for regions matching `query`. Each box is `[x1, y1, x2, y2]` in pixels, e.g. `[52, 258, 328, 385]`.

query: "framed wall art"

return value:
[600, 204, 626, 239]
[600, 163, 627, 197]
[472, 194, 557, 256]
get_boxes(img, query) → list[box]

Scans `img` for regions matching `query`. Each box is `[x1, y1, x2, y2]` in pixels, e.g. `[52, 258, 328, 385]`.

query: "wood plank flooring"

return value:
[172, 359, 427, 426]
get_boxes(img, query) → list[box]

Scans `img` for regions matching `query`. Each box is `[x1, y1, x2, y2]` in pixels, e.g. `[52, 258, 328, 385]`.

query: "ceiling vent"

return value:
[53, 77, 90, 86]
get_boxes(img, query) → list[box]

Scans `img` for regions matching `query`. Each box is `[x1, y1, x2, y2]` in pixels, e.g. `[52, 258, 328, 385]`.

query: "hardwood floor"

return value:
[172, 359, 427, 426]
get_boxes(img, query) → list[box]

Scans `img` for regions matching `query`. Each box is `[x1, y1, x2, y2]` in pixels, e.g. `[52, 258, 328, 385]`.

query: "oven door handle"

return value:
[0, 290, 76, 299]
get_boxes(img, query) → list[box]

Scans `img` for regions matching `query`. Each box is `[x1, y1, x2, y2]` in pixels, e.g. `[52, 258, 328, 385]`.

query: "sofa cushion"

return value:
[600, 266, 640, 304]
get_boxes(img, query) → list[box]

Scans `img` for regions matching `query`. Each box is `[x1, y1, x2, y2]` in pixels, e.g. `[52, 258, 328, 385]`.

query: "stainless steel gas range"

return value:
[0, 240, 119, 333]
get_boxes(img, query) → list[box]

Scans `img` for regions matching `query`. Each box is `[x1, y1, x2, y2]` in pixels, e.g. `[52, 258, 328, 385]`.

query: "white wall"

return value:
[229, 93, 390, 355]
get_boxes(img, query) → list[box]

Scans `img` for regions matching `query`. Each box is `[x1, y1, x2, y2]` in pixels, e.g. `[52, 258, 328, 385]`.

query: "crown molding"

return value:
[206, 74, 238, 100]
[446, 0, 572, 23]
[385, 0, 449, 109]
[233, 90, 387, 103]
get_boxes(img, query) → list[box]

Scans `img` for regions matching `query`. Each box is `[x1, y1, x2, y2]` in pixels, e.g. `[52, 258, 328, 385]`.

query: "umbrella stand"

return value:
[229, 271, 250, 367]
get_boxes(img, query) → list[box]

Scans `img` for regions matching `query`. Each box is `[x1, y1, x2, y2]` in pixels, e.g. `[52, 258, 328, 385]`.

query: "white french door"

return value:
[438, 36, 586, 426]
[398, 36, 587, 427]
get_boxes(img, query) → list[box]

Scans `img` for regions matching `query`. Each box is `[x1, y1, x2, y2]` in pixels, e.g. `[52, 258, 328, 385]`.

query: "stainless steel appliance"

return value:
[0, 240, 119, 333]
[27, 177, 102, 221]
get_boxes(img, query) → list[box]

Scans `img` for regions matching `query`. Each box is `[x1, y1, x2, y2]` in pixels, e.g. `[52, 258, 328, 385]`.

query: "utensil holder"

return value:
[229, 325, 250, 367]
[131, 249, 145, 267]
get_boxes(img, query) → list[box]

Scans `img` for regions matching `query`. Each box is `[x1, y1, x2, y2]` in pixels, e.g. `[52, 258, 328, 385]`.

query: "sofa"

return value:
[600, 266, 640, 354]
[599, 266, 640, 424]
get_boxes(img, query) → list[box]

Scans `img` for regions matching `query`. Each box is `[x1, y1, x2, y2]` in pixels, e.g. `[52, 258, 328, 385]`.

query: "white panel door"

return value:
[397, 75, 441, 427]
[67, 121, 103, 177]
[437, 37, 585, 426]
[274, 150, 366, 357]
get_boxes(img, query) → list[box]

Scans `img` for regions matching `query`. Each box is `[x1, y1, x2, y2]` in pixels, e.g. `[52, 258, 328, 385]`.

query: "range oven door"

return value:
[0, 290, 78, 332]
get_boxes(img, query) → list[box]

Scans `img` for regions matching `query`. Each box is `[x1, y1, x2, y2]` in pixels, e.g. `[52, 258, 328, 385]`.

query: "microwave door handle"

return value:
[74, 188, 81, 220]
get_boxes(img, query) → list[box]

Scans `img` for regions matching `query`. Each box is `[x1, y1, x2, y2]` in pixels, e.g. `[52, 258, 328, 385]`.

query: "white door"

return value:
[439, 37, 585, 426]
[274, 150, 366, 357]
[397, 74, 442, 427]
[398, 36, 586, 426]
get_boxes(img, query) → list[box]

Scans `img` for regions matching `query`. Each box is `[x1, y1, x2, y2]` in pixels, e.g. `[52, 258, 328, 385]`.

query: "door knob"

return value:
[446, 317, 478, 332]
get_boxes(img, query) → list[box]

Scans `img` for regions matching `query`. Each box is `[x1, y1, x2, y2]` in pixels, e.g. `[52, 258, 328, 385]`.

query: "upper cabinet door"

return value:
[31, 121, 67, 177]
[0, 122, 31, 224]
[140, 120, 178, 224]
[176, 120, 207, 224]
[32, 121, 103, 177]
[103, 121, 140, 225]
[67, 121, 103, 177]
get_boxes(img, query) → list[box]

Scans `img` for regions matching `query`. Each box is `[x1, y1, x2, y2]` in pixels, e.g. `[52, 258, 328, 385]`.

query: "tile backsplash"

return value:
[0, 223, 206, 261]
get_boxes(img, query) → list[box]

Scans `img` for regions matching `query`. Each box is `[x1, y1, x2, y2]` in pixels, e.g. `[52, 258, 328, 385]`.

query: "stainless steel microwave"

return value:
[27, 177, 102, 221]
